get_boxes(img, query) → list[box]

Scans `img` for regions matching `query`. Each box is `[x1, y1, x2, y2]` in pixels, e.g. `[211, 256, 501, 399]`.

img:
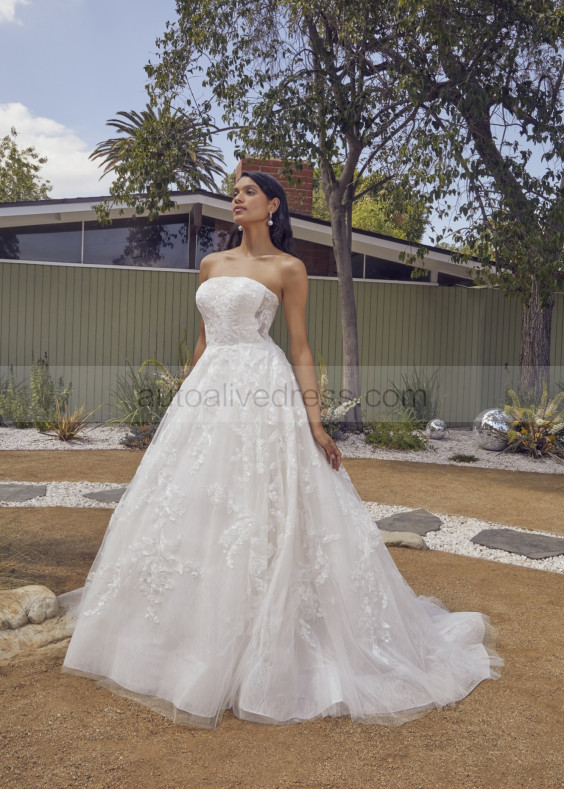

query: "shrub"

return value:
[41, 399, 100, 442]
[0, 366, 29, 427]
[317, 350, 361, 437]
[120, 423, 158, 450]
[107, 333, 192, 428]
[0, 354, 71, 429]
[365, 420, 427, 451]
[30, 352, 72, 431]
[449, 453, 478, 463]
[502, 383, 564, 461]
[107, 362, 174, 427]
[388, 367, 445, 423]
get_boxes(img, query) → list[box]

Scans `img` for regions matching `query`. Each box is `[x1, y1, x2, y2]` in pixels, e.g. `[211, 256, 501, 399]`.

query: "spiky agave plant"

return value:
[42, 398, 101, 442]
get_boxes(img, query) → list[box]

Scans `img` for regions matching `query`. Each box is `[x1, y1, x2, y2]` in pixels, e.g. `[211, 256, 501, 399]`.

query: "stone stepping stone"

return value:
[471, 528, 564, 559]
[0, 483, 47, 503]
[377, 508, 442, 536]
[83, 487, 127, 504]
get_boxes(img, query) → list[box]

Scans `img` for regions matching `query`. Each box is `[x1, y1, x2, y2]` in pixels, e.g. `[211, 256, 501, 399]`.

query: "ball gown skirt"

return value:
[60, 275, 503, 729]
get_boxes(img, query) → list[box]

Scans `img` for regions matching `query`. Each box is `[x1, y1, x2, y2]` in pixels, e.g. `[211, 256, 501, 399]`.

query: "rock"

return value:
[84, 486, 127, 504]
[377, 509, 442, 536]
[471, 528, 564, 559]
[0, 613, 75, 663]
[381, 531, 428, 550]
[0, 483, 47, 502]
[0, 585, 59, 630]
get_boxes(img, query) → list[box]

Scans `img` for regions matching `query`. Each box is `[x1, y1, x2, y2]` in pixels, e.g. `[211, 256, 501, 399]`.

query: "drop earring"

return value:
[268, 211, 274, 227]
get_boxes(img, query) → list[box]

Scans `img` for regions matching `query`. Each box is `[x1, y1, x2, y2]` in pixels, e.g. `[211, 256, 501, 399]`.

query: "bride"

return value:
[61, 171, 502, 729]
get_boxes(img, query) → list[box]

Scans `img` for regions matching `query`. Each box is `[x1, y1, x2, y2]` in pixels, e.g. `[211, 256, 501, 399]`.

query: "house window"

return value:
[83, 215, 189, 268]
[0, 223, 82, 263]
[437, 272, 473, 287]
[195, 217, 232, 268]
[365, 255, 431, 282]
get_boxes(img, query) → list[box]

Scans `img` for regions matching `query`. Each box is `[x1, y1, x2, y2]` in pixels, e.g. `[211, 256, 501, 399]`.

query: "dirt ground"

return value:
[0, 450, 563, 789]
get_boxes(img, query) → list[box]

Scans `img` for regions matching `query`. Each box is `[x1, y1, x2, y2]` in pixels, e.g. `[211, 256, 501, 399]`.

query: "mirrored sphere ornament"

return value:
[473, 408, 512, 451]
[426, 419, 447, 439]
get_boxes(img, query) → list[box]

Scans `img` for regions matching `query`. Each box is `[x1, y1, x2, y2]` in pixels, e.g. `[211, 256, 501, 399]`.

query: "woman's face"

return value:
[232, 176, 278, 227]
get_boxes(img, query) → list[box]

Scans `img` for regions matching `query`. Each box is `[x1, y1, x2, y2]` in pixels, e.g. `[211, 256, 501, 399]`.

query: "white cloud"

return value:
[0, 102, 111, 198]
[0, 0, 29, 24]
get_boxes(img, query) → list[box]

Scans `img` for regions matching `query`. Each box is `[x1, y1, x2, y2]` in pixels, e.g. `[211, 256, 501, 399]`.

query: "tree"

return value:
[0, 127, 52, 202]
[389, 0, 564, 400]
[313, 172, 428, 241]
[145, 0, 428, 425]
[90, 104, 225, 221]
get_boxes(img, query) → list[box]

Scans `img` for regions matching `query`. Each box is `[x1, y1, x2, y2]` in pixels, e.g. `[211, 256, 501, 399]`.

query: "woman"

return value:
[61, 172, 502, 729]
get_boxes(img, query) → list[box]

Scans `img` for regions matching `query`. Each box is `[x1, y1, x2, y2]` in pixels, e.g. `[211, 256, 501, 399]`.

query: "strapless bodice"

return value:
[196, 276, 280, 346]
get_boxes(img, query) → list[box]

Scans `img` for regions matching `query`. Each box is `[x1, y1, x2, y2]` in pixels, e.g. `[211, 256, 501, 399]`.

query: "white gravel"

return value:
[0, 424, 130, 451]
[338, 428, 564, 474]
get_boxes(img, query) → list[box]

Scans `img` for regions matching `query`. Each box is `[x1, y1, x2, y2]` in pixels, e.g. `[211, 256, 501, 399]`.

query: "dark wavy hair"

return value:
[226, 171, 294, 254]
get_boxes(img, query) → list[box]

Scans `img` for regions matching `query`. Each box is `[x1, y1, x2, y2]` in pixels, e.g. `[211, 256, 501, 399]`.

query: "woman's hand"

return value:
[312, 427, 342, 471]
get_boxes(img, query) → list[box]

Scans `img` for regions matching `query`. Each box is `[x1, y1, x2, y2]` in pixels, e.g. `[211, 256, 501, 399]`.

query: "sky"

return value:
[0, 0, 238, 198]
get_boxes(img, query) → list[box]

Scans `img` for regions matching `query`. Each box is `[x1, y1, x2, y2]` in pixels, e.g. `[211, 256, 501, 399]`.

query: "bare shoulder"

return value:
[199, 252, 225, 282]
[279, 255, 308, 293]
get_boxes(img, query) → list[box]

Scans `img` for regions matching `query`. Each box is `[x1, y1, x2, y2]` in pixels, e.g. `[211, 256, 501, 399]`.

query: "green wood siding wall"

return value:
[1, 261, 563, 424]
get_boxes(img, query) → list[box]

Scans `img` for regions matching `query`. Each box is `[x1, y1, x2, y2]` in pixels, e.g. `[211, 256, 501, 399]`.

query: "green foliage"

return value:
[364, 419, 427, 452]
[388, 368, 444, 423]
[0, 128, 52, 202]
[90, 104, 225, 222]
[312, 170, 428, 242]
[391, 0, 564, 308]
[0, 366, 29, 427]
[501, 383, 564, 461]
[107, 334, 192, 426]
[449, 454, 478, 464]
[107, 362, 171, 426]
[138, 330, 192, 399]
[30, 352, 72, 431]
[220, 171, 237, 198]
[0, 354, 71, 429]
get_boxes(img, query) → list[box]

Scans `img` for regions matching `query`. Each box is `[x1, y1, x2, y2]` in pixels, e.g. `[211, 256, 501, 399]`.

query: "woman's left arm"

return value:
[282, 260, 342, 471]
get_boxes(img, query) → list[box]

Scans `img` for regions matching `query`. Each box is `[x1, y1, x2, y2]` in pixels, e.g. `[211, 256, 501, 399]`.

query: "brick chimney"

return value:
[236, 158, 314, 215]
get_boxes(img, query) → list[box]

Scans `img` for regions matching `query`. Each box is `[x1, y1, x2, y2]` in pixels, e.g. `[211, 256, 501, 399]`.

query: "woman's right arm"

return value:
[190, 315, 207, 370]
[189, 257, 212, 370]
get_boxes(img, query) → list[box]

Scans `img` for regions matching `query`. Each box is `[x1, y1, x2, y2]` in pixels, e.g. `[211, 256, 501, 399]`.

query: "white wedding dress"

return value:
[61, 275, 502, 728]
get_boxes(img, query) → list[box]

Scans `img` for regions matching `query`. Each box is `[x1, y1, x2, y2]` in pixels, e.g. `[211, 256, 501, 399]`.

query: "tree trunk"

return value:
[327, 194, 363, 429]
[518, 279, 554, 403]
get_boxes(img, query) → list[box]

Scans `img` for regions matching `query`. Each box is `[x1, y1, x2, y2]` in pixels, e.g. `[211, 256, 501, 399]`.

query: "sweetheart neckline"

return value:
[199, 275, 281, 305]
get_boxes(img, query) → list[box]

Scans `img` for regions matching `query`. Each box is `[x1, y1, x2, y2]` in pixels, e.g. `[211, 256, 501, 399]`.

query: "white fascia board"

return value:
[0, 194, 205, 228]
